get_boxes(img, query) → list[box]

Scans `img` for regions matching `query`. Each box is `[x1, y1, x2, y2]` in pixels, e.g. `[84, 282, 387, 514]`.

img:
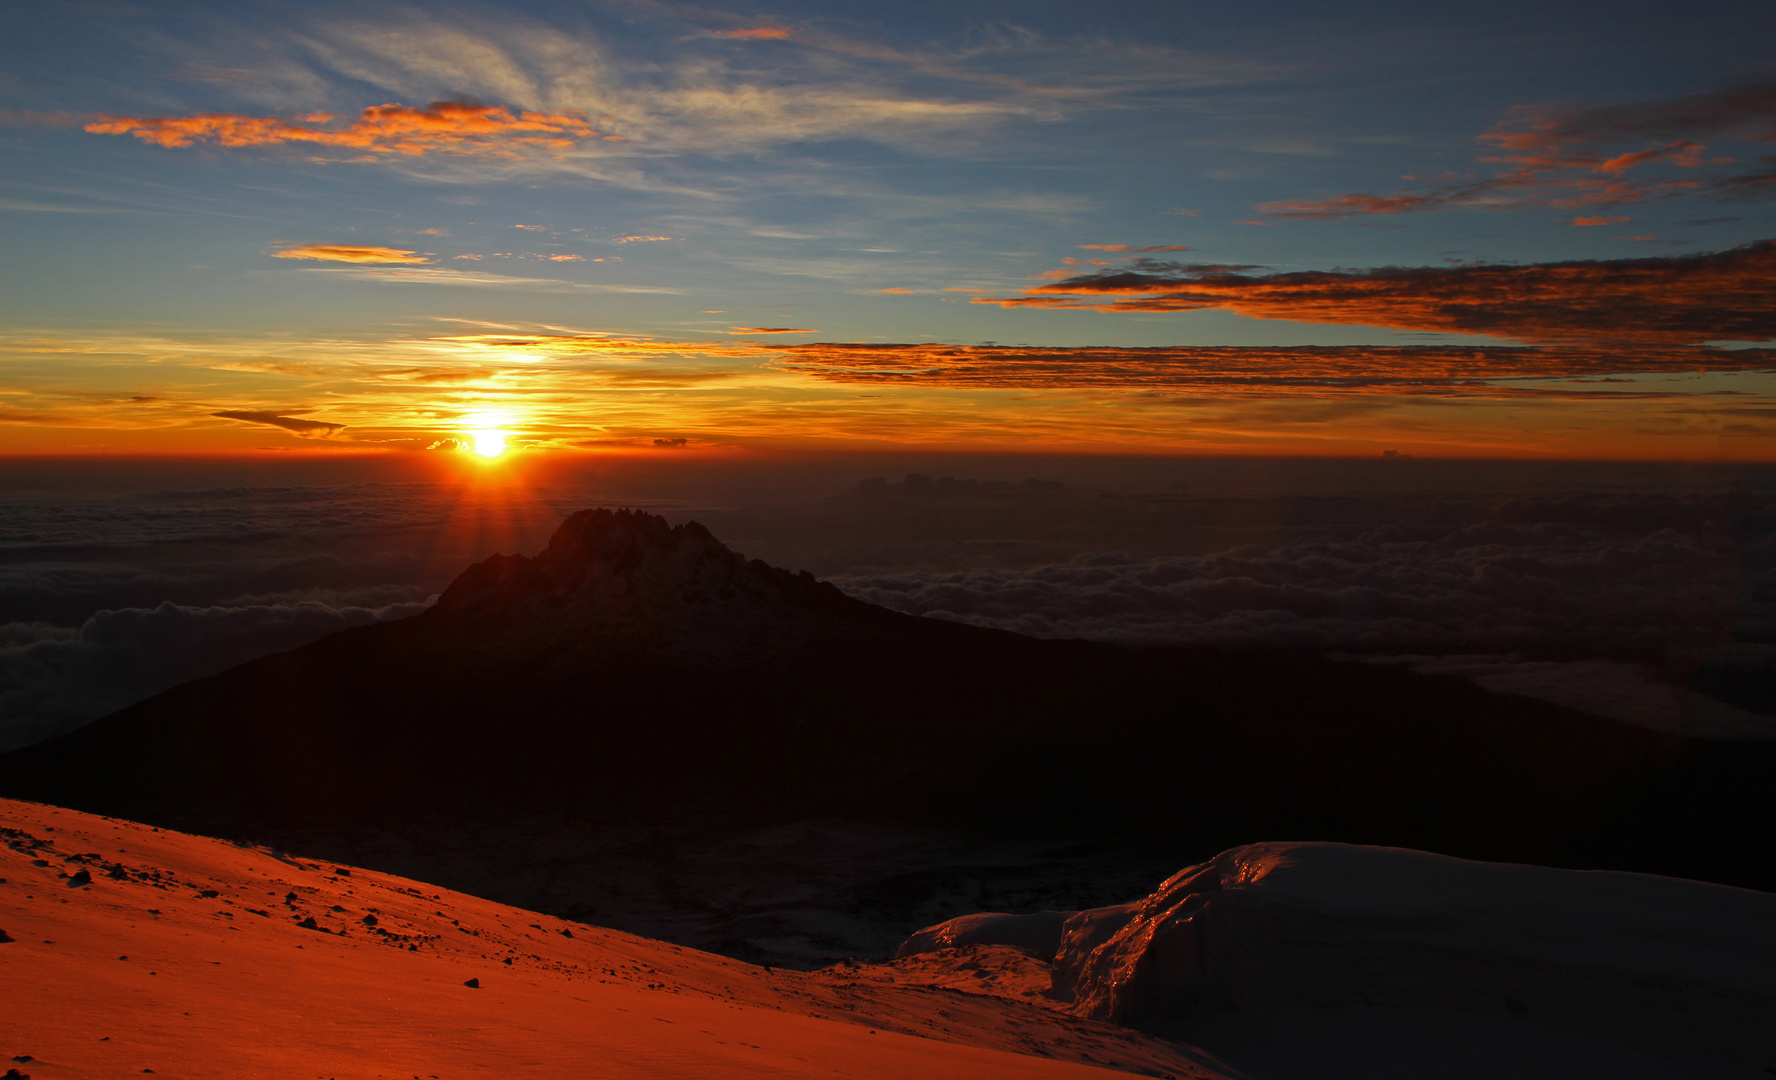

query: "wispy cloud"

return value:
[776, 342, 1776, 395]
[980, 242, 1776, 344]
[212, 409, 346, 436]
[1078, 244, 1190, 252]
[79, 7, 1280, 191]
[293, 267, 680, 292]
[712, 27, 793, 41]
[727, 326, 815, 334]
[1262, 81, 1776, 219]
[272, 244, 430, 263]
[87, 100, 607, 158]
[0, 199, 124, 214]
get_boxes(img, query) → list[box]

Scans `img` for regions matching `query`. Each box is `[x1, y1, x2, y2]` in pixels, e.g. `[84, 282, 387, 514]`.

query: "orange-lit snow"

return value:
[0, 797, 1225, 1078]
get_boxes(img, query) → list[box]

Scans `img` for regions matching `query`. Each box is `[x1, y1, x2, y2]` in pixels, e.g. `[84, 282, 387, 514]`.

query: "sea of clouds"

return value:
[809, 477, 1776, 737]
[3, 466, 1773, 749]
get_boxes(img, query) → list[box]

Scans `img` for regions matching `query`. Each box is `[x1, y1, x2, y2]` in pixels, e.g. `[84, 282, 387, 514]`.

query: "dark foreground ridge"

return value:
[3, 508, 1772, 891]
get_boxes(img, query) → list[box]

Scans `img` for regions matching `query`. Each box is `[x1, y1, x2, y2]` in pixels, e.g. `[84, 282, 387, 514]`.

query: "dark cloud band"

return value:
[977, 242, 1776, 344]
[777, 341, 1776, 393]
[213, 410, 346, 436]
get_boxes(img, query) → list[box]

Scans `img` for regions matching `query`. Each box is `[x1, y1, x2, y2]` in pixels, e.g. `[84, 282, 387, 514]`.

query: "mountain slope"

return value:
[2, 508, 1772, 890]
[0, 795, 1228, 1079]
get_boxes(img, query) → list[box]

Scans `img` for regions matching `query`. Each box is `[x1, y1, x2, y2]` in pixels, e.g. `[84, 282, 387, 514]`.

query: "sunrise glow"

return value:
[3, 8, 1774, 1078]
[471, 428, 509, 458]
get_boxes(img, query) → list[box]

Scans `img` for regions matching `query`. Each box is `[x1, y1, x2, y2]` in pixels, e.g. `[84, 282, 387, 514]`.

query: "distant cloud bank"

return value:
[981, 242, 1776, 343]
[1257, 81, 1776, 219]
[777, 341, 1776, 393]
[0, 597, 431, 751]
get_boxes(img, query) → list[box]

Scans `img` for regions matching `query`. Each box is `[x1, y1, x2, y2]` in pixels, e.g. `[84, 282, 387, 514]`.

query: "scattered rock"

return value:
[463, 977, 480, 989]
[361, 914, 377, 927]
[4, 1068, 29, 1079]
[296, 917, 318, 930]
[66, 869, 91, 887]
[0, 927, 13, 943]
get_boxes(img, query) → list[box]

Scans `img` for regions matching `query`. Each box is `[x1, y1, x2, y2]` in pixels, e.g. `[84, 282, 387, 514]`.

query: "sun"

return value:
[470, 428, 508, 458]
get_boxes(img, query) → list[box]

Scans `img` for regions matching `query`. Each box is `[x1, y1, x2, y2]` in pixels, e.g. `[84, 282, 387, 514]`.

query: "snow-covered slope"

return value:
[0, 797, 1226, 1079]
[902, 842, 1776, 1078]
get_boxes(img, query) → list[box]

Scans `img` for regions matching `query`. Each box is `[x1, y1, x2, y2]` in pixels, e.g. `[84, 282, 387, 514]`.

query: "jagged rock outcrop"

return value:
[899, 842, 1776, 1073]
[428, 509, 872, 660]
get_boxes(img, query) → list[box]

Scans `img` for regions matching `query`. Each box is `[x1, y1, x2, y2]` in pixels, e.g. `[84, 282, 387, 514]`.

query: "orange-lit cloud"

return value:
[9, 327, 1776, 458]
[613, 235, 675, 243]
[873, 287, 920, 294]
[727, 327, 815, 334]
[457, 333, 762, 359]
[776, 342, 1776, 395]
[714, 27, 793, 39]
[272, 244, 431, 264]
[1078, 244, 1190, 252]
[1263, 82, 1776, 219]
[1572, 216, 1630, 226]
[1485, 82, 1776, 154]
[85, 101, 601, 159]
[979, 241, 1776, 344]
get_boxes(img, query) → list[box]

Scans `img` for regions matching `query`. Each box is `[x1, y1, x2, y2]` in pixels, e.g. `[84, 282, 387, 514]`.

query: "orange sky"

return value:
[4, 327, 1776, 460]
[4, 3, 1774, 461]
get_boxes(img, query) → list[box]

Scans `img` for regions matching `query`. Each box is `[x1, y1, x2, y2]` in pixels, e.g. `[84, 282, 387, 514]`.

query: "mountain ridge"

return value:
[3, 508, 1773, 894]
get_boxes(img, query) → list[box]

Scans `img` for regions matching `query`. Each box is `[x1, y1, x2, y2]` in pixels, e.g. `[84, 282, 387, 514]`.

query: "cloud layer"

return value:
[1262, 81, 1776, 218]
[982, 243, 1776, 343]
[833, 513, 1743, 655]
[776, 341, 1776, 393]
[272, 244, 430, 263]
[0, 597, 430, 751]
[87, 100, 605, 159]
[212, 409, 346, 436]
[827, 487, 1776, 733]
[2, 469, 1772, 745]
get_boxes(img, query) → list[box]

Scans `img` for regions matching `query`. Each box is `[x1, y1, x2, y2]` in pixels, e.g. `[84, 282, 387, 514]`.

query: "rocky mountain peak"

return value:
[430, 508, 864, 656]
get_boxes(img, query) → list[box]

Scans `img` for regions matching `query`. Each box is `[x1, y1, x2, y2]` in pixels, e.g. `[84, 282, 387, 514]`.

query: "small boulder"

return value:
[463, 977, 480, 989]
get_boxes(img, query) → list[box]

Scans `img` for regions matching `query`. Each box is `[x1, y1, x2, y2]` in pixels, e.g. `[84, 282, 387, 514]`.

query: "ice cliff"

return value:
[900, 842, 1776, 1073]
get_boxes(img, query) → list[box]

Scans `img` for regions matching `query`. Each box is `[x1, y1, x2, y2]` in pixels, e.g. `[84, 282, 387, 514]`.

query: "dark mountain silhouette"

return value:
[3, 508, 1772, 890]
